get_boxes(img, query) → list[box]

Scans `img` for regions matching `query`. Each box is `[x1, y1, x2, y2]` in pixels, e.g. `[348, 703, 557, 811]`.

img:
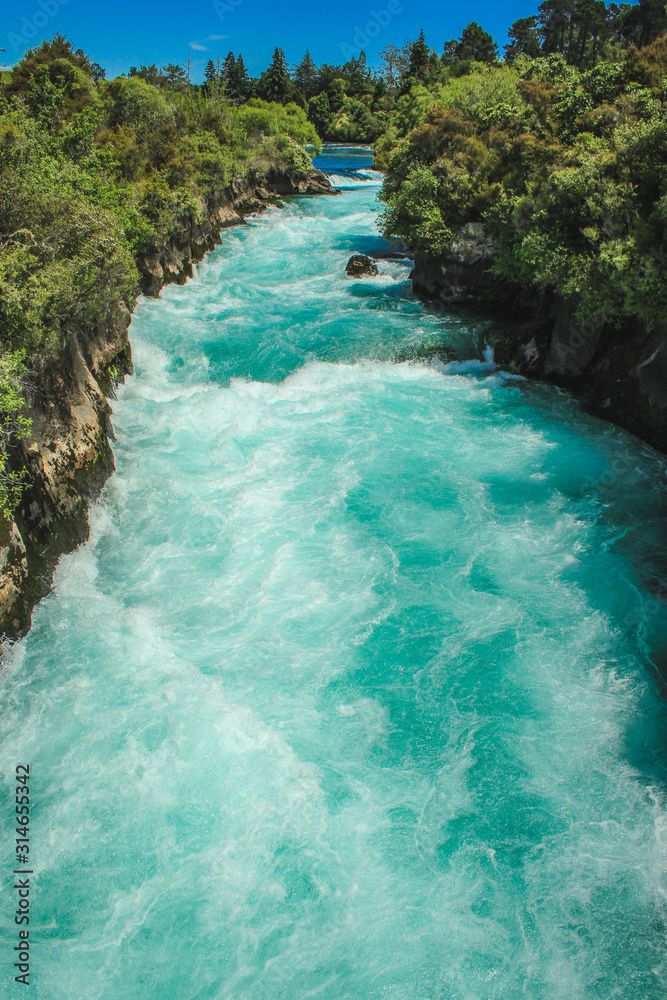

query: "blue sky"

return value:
[2, 0, 539, 80]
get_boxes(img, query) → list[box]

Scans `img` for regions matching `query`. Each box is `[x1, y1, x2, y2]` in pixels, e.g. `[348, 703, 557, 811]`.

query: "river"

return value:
[1, 146, 666, 999]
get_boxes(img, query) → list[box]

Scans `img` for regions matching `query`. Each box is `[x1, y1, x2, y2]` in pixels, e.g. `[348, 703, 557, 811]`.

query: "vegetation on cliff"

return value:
[0, 37, 321, 514]
[378, 6, 667, 330]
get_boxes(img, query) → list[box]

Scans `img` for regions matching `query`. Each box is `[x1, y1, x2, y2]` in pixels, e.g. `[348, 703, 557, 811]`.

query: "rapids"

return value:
[1, 146, 666, 1000]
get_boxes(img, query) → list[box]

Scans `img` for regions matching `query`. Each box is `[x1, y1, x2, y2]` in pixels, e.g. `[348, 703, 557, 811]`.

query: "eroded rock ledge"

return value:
[0, 167, 333, 640]
[411, 226, 667, 456]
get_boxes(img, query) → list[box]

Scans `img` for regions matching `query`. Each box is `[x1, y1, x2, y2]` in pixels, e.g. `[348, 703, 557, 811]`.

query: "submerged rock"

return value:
[345, 254, 379, 277]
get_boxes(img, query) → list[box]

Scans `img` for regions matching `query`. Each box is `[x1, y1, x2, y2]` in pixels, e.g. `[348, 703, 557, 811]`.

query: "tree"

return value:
[407, 29, 430, 80]
[222, 51, 237, 94]
[442, 40, 458, 67]
[621, 0, 667, 48]
[575, 0, 608, 64]
[236, 55, 251, 101]
[294, 50, 318, 98]
[537, 0, 574, 55]
[505, 16, 542, 61]
[328, 78, 346, 113]
[454, 22, 499, 63]
[379, 43, 410, 90]
[371, 77, 388, 110]
[9, 35, 94, 92]
[257, 47, 290, 103]
[129, 64, 164, 87]
[341, 51, 371, 94]
[163, 63, 187, 91]
[307, 91, 332, 137]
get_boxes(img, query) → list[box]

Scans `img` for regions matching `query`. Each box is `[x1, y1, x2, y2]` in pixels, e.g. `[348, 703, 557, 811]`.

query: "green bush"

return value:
[0, 43, 321, 515]
[379, 51, 667, 326]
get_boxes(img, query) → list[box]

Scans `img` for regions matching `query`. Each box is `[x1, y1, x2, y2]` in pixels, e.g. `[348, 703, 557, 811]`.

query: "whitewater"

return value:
[1, 147, 666, 999]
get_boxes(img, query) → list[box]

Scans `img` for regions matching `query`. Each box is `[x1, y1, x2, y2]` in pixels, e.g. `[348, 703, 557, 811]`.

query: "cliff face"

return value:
[0, 167, 333, 640]
[411, 229, 667, 455]
[139, 170, 334, 297]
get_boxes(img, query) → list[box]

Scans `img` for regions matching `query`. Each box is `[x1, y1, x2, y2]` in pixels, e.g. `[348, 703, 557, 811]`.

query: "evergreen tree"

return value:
[163, 62, 187, 90]
[407, 29, 430, 80]
[505, 16, 542, 60]
[621, 0, 667, 47]
[442, 40, 458, 67]
[342, 51, 371, 94]
[573, 0, 608, 64]
[222, 51, 237, 97]
[371, 77, 388, 111]
[129, 64, 164, 87]
[537, 0, 574, 55]
[205, 59, 217, 85]
[258, 47, 290, 103]
[236, 54, 251, 101]
[328, 78, 346, 114]
[454, 22, 499, 63]
[294, 50, 318, 98]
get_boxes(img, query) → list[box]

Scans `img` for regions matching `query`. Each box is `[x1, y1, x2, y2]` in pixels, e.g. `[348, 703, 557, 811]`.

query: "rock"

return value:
[368, 250, 414, 260]
[345, 255, 379, 277]
[0, 515, 28, 629]
[0, 165, 338, 639]
[137, 169, 334, 298]
[545, 296, 604, 379]
[262, 168, 336, 197]
[411, 226, 518, 312]
[410, 226, 667, 454]
[304, 169, 336, 195]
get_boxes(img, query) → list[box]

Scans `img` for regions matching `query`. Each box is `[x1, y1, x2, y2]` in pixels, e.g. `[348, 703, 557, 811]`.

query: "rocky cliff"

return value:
[0, 167, 333, 640]
[411, 227, 667, 455]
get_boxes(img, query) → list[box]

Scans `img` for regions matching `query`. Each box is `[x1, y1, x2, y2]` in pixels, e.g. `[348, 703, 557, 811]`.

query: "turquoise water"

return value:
[2, 148, 667, 999]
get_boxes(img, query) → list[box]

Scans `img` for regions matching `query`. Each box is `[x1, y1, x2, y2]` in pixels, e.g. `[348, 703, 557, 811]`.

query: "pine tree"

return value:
[236, 54, 251, 101]
[222, 51, 237, 97]
[454, 22, 499, 63]
[163, 62, 187, 90]
[294, 50, 317, 99]
[537, 0, 573, 55]
[622, 0, 667, 47]
[505, 16, 542, 61]
[407, 29, 430, 80]
[258, 47, 290, 103]
[342, 51, 371, 94]
[307, 91, 332, 137]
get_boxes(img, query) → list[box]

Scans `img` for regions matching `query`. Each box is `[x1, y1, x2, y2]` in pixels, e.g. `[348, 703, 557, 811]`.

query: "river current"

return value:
[1, 147, 667, 999]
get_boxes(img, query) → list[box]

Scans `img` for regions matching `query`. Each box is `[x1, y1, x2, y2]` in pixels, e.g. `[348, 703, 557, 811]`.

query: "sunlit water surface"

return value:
[1, 147, 667, 1000]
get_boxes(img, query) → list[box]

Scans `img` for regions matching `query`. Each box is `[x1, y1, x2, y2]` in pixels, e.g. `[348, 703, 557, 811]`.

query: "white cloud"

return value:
[207, 34, 227, 41]
[189, 41, 208, 51]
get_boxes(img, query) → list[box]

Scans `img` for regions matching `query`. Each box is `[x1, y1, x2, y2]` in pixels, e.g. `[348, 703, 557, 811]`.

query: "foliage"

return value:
[0, 350, 30, 516]
[0, 39, 321, 515]
[448, 22, 499, 65]
[378, 45, 667, 329]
